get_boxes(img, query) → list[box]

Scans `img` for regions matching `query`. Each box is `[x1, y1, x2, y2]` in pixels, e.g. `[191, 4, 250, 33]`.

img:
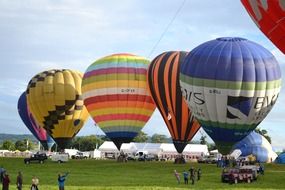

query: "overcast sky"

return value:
[1, 0, 285, 150]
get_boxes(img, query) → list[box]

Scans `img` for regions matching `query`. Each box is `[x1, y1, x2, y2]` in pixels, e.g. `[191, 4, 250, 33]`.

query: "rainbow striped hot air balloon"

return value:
[82, 53, 156, 150]
[180, 37, 281, 155]
[147, 51, 200, 153]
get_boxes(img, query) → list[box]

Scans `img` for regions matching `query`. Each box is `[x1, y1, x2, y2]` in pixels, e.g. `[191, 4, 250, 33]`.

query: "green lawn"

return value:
[1, 158, 285, 189]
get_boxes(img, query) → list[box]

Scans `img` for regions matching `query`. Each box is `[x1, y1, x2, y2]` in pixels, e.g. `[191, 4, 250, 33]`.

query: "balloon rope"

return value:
[147, 0, 187, 58]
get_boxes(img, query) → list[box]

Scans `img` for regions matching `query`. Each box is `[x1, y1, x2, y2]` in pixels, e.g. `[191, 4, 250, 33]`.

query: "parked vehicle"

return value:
[127, 155, 136, 161]
[137, 154, 157, 161]
[51, 153, 69, 163]
[221, 168, 239, 183]
[135, 151, 148, 161]
[71, 151, 89, 159]
[198, 156, 217, 164]
[239, 165, 259, 180]
[24, 152, 48, 164]
[104, 152, 116, 159]
[64, 149, 79, 158]
[221, 167, 255, 184]
[145, 154, 158, 161]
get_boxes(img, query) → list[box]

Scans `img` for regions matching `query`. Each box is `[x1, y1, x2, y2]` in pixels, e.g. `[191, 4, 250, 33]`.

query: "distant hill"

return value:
[0, 134, 190, 144]
[0, 133, 37, 143]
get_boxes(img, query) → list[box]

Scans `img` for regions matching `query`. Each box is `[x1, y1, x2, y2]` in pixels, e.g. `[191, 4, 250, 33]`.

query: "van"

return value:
[51, 153, 69, 163]
[135, 151, 148, 161]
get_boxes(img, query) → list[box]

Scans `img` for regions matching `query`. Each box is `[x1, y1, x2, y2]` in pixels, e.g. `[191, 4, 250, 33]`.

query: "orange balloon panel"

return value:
[147, 51, 200, 153]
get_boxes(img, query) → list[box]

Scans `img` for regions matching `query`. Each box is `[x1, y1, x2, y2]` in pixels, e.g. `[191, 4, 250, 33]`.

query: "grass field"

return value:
[1, 158, 285, 190]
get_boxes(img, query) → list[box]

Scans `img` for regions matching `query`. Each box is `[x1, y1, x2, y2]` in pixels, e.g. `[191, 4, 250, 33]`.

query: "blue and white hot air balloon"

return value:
[180, 37, 281, 154]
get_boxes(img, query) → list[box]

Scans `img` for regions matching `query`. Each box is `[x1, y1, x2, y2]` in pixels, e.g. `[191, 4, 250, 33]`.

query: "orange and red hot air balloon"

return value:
[147, 51, 200, 153]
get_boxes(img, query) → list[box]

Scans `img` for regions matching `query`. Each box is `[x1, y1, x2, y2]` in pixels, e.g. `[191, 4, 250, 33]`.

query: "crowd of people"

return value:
[217, 155, 259, 168]
[173, 158, 265, 185]
[0, 166, 69, 190]
[174, 167, 202, 185]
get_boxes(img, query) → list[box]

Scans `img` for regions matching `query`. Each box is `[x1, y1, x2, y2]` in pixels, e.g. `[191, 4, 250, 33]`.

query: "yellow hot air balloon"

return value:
[26, 69, 89, 149]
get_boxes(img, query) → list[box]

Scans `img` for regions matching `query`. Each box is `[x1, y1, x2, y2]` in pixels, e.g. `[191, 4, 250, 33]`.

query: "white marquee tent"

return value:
[99, 141, 209, 160]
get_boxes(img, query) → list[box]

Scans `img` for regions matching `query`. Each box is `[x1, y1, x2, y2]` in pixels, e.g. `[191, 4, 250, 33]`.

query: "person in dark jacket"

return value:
[16, 171, 23, 190]
[189, 167, 195, 185]
[0, 166, 5, 183]
[58, 172, 69, 190]
[2, 173, 10, 190]
[197, 168, 201, 181]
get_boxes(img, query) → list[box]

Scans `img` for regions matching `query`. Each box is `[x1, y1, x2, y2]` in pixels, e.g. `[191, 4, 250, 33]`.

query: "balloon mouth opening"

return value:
[216, 37, 247, 42]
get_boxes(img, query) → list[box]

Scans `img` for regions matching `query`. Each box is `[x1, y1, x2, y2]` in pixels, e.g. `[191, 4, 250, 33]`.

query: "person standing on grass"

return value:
[2, 172, 10, 190]
[189, 167, 195, 185]
[197, 168, 201, 181]
[173, 170, 180, 184]
[182, 170, 189, 184]
[58, 172, 69, 190]
[0, 166, 5, 183]
[31, 176, 39, 190]
[16, 171, 23, 190]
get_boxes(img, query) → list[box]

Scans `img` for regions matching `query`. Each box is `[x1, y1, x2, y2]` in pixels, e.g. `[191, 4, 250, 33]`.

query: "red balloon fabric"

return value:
[241, 0, 285, 53]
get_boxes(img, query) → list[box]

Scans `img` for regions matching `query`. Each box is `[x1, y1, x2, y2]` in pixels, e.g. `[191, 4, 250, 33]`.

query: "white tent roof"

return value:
[99, 141, 209, 155]
[99, 141, 118, 151]
[210, 149, 219, 153]
[183, 144, 208, 154]
[134, 143, 161, 152]
[121, 142, 137, 152]
[160, 143, 177, 152]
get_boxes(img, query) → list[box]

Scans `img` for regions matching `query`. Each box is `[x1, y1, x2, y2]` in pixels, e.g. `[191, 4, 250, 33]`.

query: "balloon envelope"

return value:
[18, 92, 55, 150]
[26, 69, 89, 149]
[233, 131, 277, 163]
[241, 0, 285, 53]
[82, 53, 156, 150]
[180, 37, 281, 154]
[147, 51, 200, 153]
[275, 152, 285, 164]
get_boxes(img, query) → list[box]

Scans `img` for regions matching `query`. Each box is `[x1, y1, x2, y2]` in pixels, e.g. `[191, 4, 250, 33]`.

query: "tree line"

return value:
[0, 129, 272, 152]
[0, 132, 193, 151]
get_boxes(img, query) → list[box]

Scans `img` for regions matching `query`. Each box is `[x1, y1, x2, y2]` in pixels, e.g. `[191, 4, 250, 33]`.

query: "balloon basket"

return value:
[174, 155, 186, 164]
[117, 153, 127, 163]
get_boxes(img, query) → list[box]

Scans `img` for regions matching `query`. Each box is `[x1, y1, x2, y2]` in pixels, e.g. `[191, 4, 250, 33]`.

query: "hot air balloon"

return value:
[180, 37, 281, 154]
[82, 53, 156, 150]
[147, 51, 200, 153]
[241, 0, 285, 53]
[26, 69, 89, 149]
[18, 92, 55, 150]
[233, 131, 277, 163]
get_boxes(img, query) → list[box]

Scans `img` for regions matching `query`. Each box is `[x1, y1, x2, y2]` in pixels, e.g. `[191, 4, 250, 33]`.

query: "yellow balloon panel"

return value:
[26, 69, 89, 145]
